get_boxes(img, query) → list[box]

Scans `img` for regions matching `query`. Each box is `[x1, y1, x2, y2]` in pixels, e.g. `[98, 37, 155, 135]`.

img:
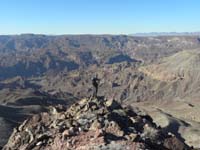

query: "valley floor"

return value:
[133, 98, 200, 148]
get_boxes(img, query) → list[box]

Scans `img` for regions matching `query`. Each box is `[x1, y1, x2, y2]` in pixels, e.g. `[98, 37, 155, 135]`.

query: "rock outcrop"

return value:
[3, 97, 191, 150]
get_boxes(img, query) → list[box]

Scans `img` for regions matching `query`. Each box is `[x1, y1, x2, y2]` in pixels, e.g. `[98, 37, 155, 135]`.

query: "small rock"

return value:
[105, 121, 124, 137]
[69, 127, 75, 135]
[168, 132, 175, 137]
[62, 130, 70, 139]
[117, 130, 124, 137]
[105, 99, 122, 110]
[95, 129, 104, 138]
[79, 98, 88, 106]
[77, 118, 88, 126]
[36, 141, 42, 146]
[83, 104, 89, 111]
[62, 127, 75, 139]
[51, 107, 58, 115]
[91, 104, 98, 110]
[18, 120, 28, 131]
[58, 114, 66, 120]
[130, 117, 137, 123]
[25, 128, 34, 143]
[72, 121, 79, 127]
[128, 133, 138, 141]
[90, 120, 102, 131]
[78, 127, 82, 132]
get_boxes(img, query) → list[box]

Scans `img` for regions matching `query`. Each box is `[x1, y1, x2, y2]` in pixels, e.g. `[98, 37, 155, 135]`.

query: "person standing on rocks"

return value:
[92, 74, 100, 98]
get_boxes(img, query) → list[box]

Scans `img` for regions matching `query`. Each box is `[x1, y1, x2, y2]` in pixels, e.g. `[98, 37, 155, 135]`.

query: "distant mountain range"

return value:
[131, 32, 200, 36]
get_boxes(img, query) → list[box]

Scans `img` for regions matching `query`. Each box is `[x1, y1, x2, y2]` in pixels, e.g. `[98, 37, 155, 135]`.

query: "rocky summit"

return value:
[3, 96, 191, 150]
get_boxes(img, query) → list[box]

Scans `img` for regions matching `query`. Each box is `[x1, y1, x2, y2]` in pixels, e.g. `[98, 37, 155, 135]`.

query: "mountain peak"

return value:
[3, 96, 190, 150]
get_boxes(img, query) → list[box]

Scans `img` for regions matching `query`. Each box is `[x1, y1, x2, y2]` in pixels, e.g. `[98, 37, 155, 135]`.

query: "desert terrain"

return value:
[0, 34, 200, 149]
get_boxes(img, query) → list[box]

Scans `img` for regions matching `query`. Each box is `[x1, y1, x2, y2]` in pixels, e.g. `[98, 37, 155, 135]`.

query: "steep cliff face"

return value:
[3, 96, 190, 150]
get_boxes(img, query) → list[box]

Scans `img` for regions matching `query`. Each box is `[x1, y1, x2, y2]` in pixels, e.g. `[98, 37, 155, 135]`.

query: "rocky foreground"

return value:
[3, 97, 192, 150]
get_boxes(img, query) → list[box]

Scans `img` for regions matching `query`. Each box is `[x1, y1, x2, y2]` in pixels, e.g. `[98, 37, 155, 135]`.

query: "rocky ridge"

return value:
[3, 97, 191, 150]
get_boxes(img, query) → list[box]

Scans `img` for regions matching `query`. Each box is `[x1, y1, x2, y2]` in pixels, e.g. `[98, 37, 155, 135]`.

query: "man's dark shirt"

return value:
[92, 77, 100, 97]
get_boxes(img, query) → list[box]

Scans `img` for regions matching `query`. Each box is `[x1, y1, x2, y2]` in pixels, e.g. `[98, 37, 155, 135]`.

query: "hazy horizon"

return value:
[1, 31, 200, 36]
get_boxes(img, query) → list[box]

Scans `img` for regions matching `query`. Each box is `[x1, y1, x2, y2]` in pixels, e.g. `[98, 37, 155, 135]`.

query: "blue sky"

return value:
[0, 0, 200, 34]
